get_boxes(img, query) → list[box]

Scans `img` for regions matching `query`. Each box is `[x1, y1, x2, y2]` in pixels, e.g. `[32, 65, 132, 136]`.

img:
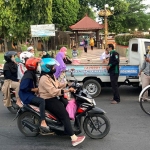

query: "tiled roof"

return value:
[70, 14, 104, 30]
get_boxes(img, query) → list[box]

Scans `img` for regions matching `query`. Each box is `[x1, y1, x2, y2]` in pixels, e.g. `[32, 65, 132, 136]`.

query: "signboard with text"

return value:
[66, 65, 139, 77]
[31, 24, 55, 37]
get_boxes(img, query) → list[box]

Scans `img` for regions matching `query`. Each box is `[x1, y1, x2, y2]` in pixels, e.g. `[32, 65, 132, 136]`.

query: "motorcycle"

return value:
[15, 70, 110, 139]
[0, 69, 19, 114]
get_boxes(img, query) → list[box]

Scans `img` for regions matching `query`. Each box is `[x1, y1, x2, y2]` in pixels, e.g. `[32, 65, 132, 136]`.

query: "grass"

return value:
[0, 49, 83, 64]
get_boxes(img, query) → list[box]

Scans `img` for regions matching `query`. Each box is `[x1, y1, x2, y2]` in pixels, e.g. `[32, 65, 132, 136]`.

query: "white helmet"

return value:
[20, 51, 34, 64]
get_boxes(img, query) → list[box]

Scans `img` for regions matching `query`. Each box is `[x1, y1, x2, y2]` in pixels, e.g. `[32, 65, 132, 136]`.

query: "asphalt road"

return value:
[0, 85, 150, 150]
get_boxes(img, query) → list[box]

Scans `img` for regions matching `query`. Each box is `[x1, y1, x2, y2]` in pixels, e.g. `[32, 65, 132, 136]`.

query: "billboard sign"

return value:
[31, 24, 55, 37]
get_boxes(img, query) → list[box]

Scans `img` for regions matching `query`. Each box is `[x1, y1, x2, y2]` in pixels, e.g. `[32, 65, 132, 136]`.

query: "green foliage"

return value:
[52, 0, 80, 31]
[89, 0, 150, 34]
[0, 0, 52, 40]
[77, 0, 95, 20]
[115, 34, 150, 46]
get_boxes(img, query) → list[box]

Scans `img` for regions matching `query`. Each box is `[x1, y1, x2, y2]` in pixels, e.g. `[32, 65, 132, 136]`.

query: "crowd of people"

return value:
[1, 46, 85, 147]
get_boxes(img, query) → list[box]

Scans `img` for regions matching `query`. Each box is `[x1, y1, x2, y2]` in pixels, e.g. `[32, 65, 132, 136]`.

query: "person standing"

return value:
[84, 38, 88, 53]
[106, 44, 120, 104]
[138, 53, 150, 99]
[90, 37, 94, 50]
[100, 48, 110, 64]
[72, 46, 78, 58]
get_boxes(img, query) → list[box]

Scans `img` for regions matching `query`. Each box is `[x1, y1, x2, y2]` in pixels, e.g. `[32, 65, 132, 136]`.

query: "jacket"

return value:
[1, 80, 12, 107]
[3, 61, 19, 82]
[108, 50, 120, 74]
[19, 70, 37, 104]
[39, 75, 66, 99]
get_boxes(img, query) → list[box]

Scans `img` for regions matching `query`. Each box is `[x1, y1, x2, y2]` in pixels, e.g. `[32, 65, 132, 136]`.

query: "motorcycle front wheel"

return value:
[83, 113, 110, 139]
[17, 112, 40, 137]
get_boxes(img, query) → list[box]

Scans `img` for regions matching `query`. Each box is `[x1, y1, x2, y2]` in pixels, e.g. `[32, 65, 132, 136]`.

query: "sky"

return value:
[142, 0, 150, 12]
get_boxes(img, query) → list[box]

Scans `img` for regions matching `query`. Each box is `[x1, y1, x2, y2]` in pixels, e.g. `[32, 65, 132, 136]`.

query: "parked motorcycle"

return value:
[0, 69, 19, 114]
[15, 70, 110, 139]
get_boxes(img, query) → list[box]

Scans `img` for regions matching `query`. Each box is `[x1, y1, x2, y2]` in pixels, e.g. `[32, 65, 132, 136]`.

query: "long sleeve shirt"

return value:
[108, 50, 120, 74]
[19, 78, 35, 104]
[39, 75, 66, 99]
[141, 58, 150, 76]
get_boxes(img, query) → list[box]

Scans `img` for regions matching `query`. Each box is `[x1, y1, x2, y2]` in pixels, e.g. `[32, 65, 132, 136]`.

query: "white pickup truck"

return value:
[66, 38, 150, 97]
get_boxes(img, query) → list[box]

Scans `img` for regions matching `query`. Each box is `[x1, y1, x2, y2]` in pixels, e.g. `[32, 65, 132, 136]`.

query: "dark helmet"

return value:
[4, 51, 17, 62]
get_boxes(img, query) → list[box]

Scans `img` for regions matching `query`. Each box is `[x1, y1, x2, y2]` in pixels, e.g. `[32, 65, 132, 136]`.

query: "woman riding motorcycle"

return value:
[2, 51, 22, 107]
[19, 58, 50, 132]
[38, 58, 85, 147]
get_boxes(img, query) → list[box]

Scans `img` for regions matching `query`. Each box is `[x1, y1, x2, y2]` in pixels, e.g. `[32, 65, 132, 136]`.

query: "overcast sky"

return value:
[142, 0, 150, 12]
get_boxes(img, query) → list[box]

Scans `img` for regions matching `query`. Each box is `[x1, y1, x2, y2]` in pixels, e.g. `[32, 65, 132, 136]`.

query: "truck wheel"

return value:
[83, 79, 101, 98]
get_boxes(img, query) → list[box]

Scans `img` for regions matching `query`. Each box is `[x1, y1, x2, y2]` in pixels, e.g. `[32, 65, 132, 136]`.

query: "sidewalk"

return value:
[78, 46, 127, 64]
[78, 46, 104, 63]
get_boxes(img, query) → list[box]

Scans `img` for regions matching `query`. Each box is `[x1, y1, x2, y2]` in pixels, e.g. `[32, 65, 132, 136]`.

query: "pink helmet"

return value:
[60, 47, 67, 53]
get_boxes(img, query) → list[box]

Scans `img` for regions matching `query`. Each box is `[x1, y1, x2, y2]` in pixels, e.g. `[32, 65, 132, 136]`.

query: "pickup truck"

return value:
[66, 38, 150, 97]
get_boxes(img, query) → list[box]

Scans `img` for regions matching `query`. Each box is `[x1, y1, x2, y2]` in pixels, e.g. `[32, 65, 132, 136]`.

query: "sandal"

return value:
[40, 126, 50, 132]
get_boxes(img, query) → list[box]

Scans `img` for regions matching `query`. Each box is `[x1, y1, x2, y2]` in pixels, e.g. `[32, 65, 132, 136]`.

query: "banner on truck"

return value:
[31, 24, 55, 37]
[66, 65, 139, 76]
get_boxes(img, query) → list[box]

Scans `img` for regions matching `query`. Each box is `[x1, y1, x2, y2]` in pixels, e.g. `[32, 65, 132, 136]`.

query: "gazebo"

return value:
[70, 14, 104, 49]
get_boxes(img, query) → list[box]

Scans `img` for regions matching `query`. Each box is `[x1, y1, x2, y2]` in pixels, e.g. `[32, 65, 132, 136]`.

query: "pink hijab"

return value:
[60, 47, 67, 54]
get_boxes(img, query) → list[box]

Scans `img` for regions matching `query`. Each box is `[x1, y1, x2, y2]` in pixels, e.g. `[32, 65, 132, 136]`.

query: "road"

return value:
[0, 85, 150, 150]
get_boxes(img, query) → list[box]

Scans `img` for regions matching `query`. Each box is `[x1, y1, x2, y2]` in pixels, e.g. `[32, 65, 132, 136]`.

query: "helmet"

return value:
[41, 58, 60, 73]
[20, 51, 34, 64]
[25, 58, 41, 71]
[4, 51, 17, 62]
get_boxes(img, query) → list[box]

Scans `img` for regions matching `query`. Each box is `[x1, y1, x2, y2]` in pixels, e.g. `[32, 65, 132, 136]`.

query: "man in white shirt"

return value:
[100, 48, 110, 63]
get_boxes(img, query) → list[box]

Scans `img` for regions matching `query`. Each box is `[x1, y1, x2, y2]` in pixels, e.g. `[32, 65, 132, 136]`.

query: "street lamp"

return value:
[99, 4, 114, 49]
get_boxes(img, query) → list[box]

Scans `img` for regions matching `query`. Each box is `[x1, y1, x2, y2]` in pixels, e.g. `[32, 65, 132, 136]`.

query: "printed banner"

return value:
[66, 65, 139, 76]
[31, 24, 55, 37]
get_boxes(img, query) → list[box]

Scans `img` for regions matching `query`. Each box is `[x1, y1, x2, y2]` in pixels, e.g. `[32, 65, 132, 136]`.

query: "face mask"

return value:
[11, 57, 15, 62]
[36, 65, 41, 74]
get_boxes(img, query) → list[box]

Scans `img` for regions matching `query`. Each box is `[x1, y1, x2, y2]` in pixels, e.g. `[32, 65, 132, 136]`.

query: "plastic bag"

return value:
[66, 99, 77, 120]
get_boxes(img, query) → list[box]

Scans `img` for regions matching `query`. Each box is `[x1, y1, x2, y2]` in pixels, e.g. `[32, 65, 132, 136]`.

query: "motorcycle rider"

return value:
[38, 58, 85, 146]
[18, 51, 34, 80]
[19, 58, 50, 132]
[3, 51, 22, 107]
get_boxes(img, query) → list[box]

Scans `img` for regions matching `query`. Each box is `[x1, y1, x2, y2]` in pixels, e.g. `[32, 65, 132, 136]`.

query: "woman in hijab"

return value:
[59, 47, 72, 64]
[54, 52, 67, 83]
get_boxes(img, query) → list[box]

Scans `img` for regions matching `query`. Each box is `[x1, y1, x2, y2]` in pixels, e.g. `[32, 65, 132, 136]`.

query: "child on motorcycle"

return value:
[19, 58, 50, 132]
[38, 58, 85, 146]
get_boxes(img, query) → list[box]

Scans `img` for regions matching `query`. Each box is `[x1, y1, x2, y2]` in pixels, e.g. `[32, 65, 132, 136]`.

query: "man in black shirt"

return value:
[106, 44, 120, 104]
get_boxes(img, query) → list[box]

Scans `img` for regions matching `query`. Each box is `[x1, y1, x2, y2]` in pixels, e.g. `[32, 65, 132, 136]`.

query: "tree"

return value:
[52, 0, 80, 31]
[77, 0, 95, 21]
[0, 0, 52, 51]
[89, 0, 150, 33]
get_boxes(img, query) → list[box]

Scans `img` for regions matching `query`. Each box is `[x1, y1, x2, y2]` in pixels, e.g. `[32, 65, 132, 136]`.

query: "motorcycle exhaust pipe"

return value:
[22, 120, 39, 132]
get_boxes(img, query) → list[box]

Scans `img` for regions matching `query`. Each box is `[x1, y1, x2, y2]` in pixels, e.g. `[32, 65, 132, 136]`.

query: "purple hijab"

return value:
[54, 52, 66, 78]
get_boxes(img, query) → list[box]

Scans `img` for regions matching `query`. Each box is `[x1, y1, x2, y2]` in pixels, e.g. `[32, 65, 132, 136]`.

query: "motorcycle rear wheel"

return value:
[17, 112, 40, 137]
[83, 113, 110, 139]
